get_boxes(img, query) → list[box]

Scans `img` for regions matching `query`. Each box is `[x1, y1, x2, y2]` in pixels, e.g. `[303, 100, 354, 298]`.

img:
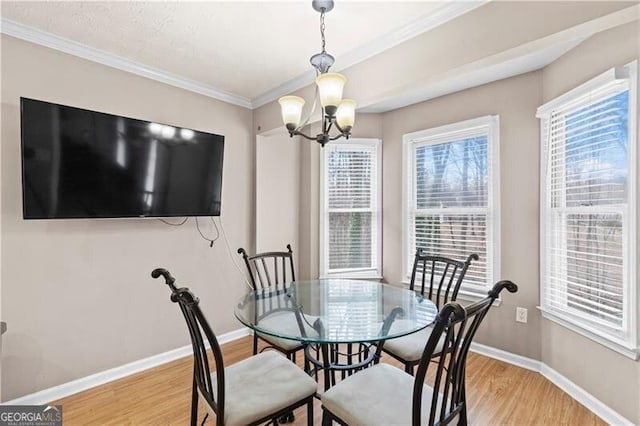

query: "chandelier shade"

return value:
[278, 96, 306, 130]
[316, 72, 347, 115]
[277, 0, 355, 147]
[336, 99, 356, 131]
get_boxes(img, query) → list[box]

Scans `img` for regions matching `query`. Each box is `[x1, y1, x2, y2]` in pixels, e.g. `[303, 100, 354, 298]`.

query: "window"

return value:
[537, 62, 637, 358]
[320, 139, 382, 279]
[403, 116, 500, 298]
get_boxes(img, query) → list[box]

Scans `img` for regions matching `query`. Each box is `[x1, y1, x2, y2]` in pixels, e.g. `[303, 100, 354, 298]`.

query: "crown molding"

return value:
[0, 18, 253, 109]
[358, 36, 586, 113]
[250, 0, 490, 109]
[1, 1, 488, 111]
[358, 3, 639, 113]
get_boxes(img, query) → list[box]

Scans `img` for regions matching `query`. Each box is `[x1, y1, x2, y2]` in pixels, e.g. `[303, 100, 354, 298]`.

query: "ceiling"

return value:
[1, 1, 455, 104]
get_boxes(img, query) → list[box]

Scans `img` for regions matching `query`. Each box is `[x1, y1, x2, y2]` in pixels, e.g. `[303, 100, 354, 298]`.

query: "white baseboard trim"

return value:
[2, 328, 250, 406]
[469, 342, 541, 372]
[539, 364, 633, 426]
[470, 342, 633, 426]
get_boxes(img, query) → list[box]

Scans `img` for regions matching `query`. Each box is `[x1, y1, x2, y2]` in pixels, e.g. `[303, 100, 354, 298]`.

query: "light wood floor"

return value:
[52, 336, 603, 425]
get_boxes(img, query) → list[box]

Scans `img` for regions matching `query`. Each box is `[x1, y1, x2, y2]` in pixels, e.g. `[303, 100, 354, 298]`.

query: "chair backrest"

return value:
[409, 250, 479, 309]
[241, 280, 310, 338]
[152, 268, 226, 426]
[412, 280, 518, 426]
[238, 244, 296, 291]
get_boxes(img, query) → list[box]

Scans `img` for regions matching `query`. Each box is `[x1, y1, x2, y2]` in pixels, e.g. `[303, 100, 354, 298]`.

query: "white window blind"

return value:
[322, 280, 382, 340]
[320, 139, 381, 278]
[403, 116, 500, 298]
[538, 63, 637, 355]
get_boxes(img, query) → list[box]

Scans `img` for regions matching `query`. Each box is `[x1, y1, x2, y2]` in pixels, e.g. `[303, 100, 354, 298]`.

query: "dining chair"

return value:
[381, 250, 478, 374]
[152, 268, 317, 426]
[321, 280, 518, 426]
[238, 244, 314, 363]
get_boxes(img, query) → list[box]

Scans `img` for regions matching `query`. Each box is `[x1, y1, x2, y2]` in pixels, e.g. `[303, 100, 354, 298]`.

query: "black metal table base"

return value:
[304, 342, 378, 392]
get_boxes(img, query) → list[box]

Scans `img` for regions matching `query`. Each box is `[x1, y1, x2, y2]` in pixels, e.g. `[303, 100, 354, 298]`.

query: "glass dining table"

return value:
[234, 279, 438, 391]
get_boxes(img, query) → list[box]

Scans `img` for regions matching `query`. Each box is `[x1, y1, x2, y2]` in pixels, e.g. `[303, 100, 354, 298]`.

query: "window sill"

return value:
[320, 275, 383, 282]
[456, 290, 502, 307]
[538, 307, 639, 361]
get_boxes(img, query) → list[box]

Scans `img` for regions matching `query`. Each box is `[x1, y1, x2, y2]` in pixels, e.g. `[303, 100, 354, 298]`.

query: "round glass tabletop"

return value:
[234, 279, 438, 344]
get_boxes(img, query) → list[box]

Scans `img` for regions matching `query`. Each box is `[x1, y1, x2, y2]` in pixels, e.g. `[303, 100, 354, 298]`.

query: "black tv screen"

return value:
[20, 98, 224, 219]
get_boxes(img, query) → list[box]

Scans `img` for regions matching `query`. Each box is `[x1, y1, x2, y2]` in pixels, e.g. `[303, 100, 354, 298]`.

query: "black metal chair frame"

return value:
[153, 268, 314, 426]
[307, 306, 405, 392]
[409, 251, 479, 310]
[322, 280, 518, 426]
[238, 244, 306, 362]
[381, 250, 479, 374]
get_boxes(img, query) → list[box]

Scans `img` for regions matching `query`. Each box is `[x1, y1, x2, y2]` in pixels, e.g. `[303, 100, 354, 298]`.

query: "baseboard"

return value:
[539, 364, 633, 426]
[469, 342, 541, 372]
[470, 342, 633, 425]
[2, 328, 250, 406]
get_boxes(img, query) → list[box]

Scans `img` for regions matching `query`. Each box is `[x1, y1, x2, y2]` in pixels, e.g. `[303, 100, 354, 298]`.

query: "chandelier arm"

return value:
[297, 71, 321, 131]
[325, 119, 333, 134]
[289, 129, 319, 141]
[329, 133, 346, 141]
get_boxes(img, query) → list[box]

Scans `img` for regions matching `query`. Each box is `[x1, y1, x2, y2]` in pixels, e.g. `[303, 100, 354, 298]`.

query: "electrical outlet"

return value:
[516, 307, 528, 323]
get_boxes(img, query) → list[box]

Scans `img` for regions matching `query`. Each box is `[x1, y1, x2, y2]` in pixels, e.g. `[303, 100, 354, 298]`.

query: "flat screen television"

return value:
[20, 98, 224, 219]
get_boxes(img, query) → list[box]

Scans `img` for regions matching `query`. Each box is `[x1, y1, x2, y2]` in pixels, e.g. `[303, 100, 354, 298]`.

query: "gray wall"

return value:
[1, 35, 254, 401]
[540, 22, 640, 423]
[381, 22, 640, 423]
[259, 20, 640, 423]
[256, 133, 300, 255]
[260, 70, 545, 361]
[2, 5, 638, 422]
[381, 71, 543, 360]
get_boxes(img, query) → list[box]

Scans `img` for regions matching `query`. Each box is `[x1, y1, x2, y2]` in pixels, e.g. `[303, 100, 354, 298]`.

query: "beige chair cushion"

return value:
[383, 324, 445, 362]
[257, 332, 303, 351]
[205, 351, 317, 426]
[321, 363, 441, 426]
[257, 311, 318, 351]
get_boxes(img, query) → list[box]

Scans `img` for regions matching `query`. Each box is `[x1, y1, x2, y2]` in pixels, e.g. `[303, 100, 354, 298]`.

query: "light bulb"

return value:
[180, 129, 195, 140]
[148, 122, 162, 134]
[161, 125, 176, 138]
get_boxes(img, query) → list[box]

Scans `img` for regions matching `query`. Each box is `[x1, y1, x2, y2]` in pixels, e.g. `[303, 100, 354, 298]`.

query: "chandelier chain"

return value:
[320, 10, 326, 54]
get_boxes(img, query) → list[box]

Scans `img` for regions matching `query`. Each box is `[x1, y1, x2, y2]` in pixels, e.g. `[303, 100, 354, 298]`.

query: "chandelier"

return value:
[278, 0, 355, 147]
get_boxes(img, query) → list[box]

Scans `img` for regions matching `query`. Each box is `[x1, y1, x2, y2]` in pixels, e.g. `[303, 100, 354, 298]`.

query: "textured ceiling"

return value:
[1, 1, 444, 100]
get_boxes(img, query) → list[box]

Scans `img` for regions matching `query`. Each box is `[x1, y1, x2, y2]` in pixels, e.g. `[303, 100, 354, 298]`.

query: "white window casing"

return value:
[402, 116, 500, 299]
[320, 138, 382, 279]
[537, 61, 638, 359]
